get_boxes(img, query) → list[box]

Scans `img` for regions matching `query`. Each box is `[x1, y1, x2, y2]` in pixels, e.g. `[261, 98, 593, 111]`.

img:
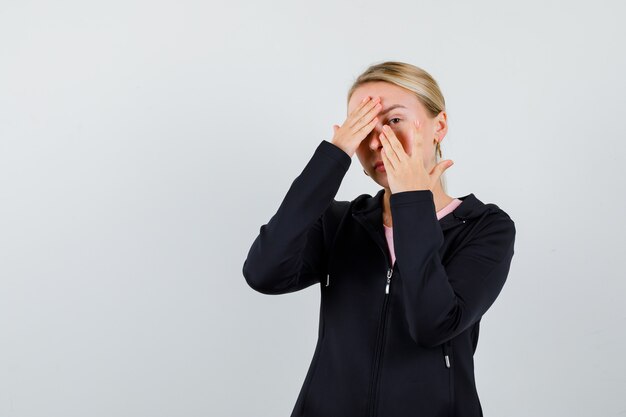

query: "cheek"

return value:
[389, 124, 409, 139]
[355, 142, 366, 155]
[390, 128, 411, 151]
[357, 139, 374, 154]
[392, 129, 431, 158]
[354, 145, 370, 164]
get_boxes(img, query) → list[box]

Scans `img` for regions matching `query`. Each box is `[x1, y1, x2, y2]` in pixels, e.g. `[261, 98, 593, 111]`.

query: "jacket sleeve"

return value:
[389, 189, 516, 348]
[242, 140, 352, 295]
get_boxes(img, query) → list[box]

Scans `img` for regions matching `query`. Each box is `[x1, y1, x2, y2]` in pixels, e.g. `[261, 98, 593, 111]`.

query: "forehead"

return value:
[348, 81, 421, 111]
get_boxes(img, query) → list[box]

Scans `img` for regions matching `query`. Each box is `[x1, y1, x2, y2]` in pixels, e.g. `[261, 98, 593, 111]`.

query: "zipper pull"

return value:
[385, 267, 393, 294]
[443, 342, 451, 368]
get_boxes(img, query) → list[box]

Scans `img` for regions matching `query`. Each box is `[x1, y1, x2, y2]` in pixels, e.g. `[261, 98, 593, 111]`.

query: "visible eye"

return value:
[389, 117, 401, 125]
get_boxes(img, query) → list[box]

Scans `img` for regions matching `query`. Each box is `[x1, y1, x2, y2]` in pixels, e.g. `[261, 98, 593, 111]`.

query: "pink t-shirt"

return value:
[383, 198, 463, 266]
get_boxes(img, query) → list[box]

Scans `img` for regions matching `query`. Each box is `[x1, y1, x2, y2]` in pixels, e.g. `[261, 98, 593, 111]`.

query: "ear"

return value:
[434, 111, 448, 143]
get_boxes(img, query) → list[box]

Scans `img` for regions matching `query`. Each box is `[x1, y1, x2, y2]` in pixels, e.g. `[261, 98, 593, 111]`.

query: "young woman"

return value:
[242, 61, 516, 417]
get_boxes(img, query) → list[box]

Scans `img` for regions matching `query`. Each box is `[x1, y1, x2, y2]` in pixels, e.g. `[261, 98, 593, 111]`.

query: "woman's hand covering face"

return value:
[379, 119, 454, 194]
[330, 95, 382, 158]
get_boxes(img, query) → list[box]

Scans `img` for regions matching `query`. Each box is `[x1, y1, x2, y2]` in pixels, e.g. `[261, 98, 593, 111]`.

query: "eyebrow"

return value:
[380, 104, 407, 115]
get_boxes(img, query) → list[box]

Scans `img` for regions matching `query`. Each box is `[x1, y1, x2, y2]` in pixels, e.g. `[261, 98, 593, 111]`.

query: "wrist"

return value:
[329, 141, 353, 158]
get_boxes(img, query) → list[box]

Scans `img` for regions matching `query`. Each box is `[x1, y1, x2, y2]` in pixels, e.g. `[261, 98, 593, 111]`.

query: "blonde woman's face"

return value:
[347, 81, 447, 187]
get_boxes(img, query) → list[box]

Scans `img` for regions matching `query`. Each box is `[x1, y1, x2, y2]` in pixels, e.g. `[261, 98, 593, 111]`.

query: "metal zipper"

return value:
[351, 212, 397, 417]
[368, 244, 395, 417]
[368, 267, 393, 417]
[385, 267, 393, 294]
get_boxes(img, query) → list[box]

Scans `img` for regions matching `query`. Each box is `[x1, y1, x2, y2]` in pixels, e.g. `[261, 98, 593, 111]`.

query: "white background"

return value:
[1, 0, 625, 416]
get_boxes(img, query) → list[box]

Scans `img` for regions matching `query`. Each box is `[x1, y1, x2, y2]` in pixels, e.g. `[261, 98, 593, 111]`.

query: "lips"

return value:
[374, 161, 384, 169]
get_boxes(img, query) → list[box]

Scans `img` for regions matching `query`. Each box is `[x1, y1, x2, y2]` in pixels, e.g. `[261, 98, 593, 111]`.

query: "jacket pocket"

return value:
[442, 340, 455, 417]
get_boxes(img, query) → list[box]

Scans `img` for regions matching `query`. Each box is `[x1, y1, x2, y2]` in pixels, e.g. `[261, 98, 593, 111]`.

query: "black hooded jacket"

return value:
[242, 139, 516, 417]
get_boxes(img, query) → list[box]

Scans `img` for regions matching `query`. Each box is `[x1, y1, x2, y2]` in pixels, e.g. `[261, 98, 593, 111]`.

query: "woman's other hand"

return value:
[380, 119, 454, 193]
[330, 96, 381, 158]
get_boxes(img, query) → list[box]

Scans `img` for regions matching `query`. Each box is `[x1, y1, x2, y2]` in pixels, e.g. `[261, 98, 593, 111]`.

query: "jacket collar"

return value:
[351, 188, 491, 232]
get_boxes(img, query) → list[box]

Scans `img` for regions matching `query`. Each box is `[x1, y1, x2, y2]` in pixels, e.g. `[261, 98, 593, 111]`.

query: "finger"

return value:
[351, 101, 381, 133]
[349, 97, 381, 129]
[355, 96, 371, 113]
[381, 125, 408, 162]
[345, 96, 371, 125]
[380, 131, 400, 168]
[410, 119, 424, 162]
[380, 141, 395, 171]
[430, 159, 454, 182]
[355, 115, 379, 137]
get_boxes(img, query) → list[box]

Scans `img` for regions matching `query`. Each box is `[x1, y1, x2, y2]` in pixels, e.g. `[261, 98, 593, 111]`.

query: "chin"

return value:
[371, 177, 389, 188]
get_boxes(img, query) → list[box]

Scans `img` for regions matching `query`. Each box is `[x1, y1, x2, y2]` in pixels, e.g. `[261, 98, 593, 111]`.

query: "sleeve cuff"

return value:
[390, 189, 434, 207]
[316, 140, 352, 170]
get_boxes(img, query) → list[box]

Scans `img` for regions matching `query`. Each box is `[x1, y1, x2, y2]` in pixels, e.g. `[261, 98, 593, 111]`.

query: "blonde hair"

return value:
[347, 61, 449, 193]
